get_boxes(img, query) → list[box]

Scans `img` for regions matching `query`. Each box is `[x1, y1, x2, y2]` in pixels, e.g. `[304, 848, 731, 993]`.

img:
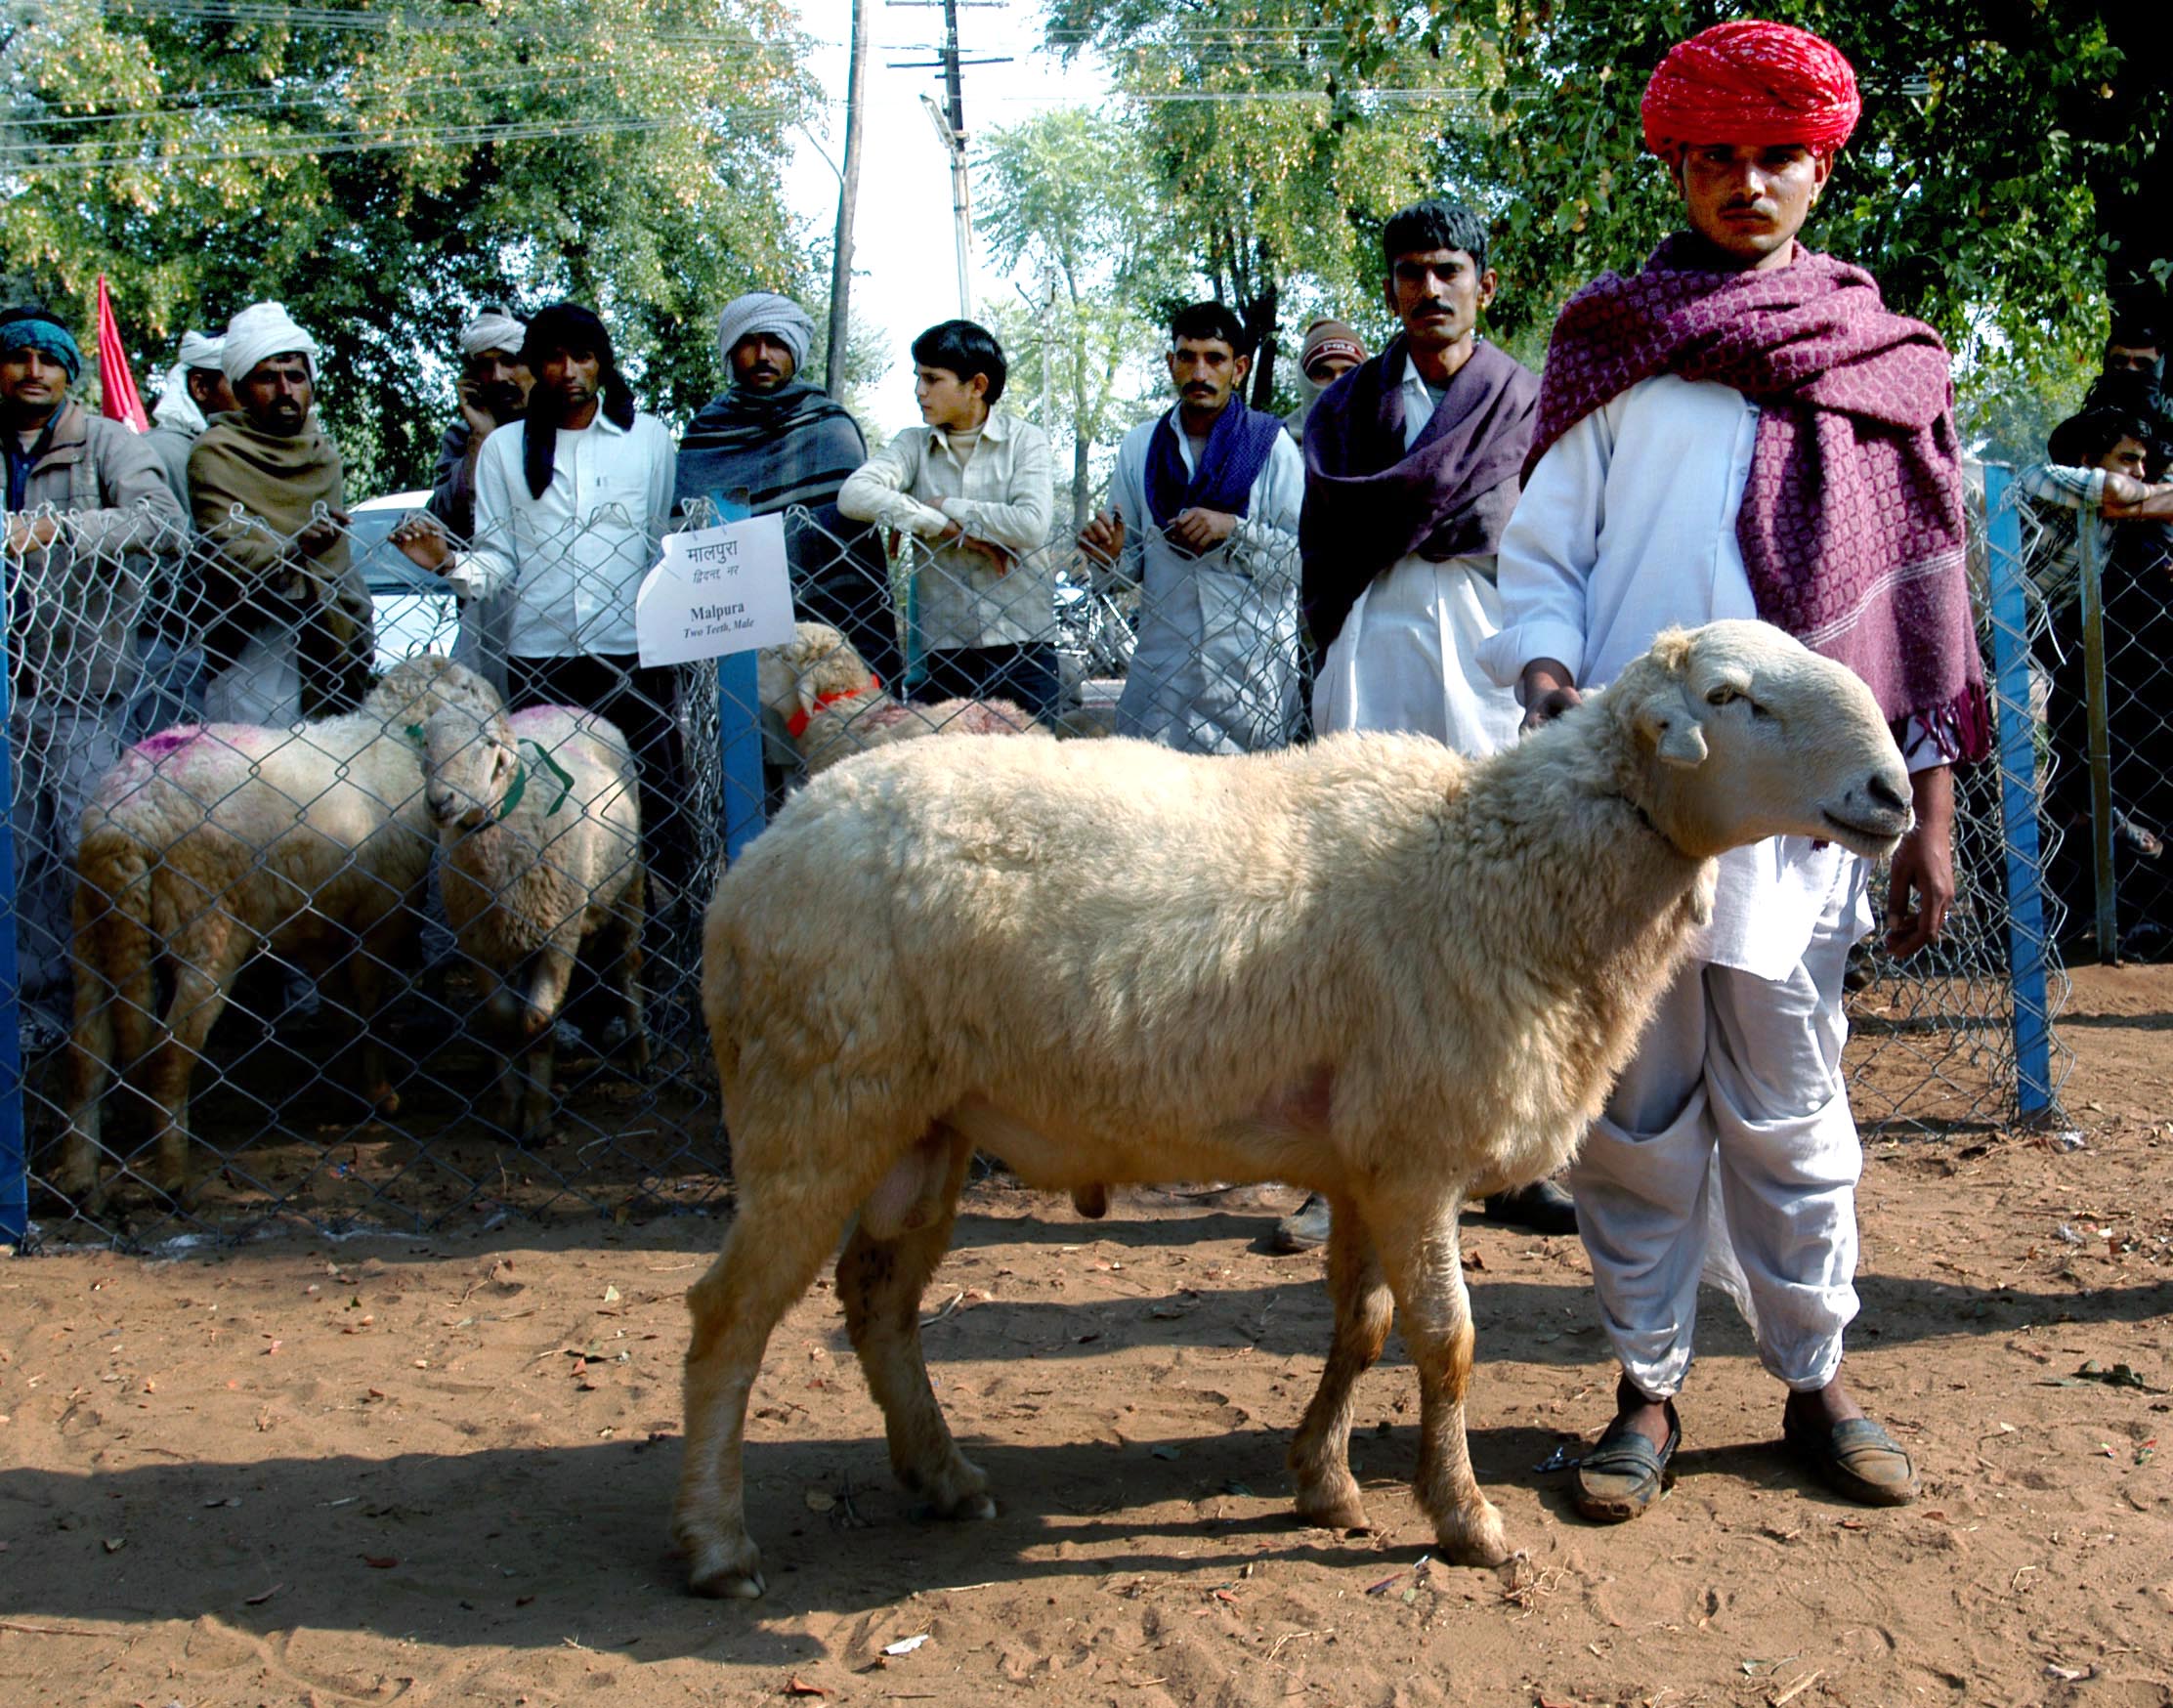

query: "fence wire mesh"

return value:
[3, 457, 2079, 1248]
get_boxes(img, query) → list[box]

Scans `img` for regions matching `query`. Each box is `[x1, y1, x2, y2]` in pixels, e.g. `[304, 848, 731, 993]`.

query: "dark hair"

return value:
[2048, 406, 2153, 471]
[2107, 319, 2163, 356]
[518, 302, 636, 499]
[910, 319, 1007, 405]
[1381, 199, 1490, 276]
[1169, 300, 1249, 355]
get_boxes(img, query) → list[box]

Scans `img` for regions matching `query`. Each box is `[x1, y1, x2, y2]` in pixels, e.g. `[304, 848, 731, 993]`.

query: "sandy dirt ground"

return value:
[3, 966, 2171, 1708]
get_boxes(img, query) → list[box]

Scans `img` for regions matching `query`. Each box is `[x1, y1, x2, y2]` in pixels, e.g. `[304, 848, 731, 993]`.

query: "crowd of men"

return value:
[6, 16, 2165, 1527]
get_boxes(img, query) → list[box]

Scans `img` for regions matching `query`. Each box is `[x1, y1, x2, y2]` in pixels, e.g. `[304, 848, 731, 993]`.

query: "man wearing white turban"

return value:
[131, 328, 234, 736]
[675, 290, 902, 688]
[144, 330, 235, 507]
[189, 301, 373, 721]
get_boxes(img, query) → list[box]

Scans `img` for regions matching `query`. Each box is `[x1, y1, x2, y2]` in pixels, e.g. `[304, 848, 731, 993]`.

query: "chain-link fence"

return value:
[2, 460, 2076, 1248]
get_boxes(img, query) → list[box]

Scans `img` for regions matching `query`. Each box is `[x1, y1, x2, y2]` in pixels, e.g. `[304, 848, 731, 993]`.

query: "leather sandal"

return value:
[1573, 1400, 1680, 1522]
[1783, 1412, 1918, 1507]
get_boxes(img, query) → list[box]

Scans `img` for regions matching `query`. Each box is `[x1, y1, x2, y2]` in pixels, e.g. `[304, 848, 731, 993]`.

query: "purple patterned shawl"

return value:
[1300, 337, 1538, 654]
[1530, 235, 1987, 760]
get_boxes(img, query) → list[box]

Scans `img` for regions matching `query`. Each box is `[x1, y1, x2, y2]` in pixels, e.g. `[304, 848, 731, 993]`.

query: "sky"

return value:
[783, 0, 1109, 439]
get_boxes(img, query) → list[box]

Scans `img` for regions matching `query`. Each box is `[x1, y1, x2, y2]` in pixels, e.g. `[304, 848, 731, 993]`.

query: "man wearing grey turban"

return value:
[394, 307, 533, 693]
[675, 290, 902, 688]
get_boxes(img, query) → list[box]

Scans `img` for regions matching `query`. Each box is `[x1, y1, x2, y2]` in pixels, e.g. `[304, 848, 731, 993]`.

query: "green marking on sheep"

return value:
[498, 740, 577, 821]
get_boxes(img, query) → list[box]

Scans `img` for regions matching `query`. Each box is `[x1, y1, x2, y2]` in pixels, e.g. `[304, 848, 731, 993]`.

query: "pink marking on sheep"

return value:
[133, 726, 203, 760]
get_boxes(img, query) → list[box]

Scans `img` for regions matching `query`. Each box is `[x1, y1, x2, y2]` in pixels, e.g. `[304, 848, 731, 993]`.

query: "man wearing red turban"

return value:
[1478, 21, 1984, 1524]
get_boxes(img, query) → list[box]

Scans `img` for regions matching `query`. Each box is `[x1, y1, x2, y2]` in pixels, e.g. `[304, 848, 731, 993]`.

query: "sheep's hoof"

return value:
[1071, 1183, 1109, 1219]
[684, 1537, 767, 1600]
[1292, 1477, 1370, 1533]
[941, 1490, 998, 1521]
[1431, 1500, 1511, 1568]
[369, 1084, 401, 1119]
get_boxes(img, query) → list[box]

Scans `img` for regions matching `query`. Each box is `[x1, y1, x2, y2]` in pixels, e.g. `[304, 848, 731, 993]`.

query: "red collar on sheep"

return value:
[787, 671, 882, 741]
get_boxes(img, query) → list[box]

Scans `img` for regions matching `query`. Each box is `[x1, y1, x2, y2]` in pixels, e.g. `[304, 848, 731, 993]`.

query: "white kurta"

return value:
[1480, 371, 1933, 1398]
[1110, 415, 1304, 754]
[1310, 355, 1525, 758]
[1477, 373, 1891, 978]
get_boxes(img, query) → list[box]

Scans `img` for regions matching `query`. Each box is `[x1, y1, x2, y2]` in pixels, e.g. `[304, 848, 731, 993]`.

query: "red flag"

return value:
[95, 274, 150, 433]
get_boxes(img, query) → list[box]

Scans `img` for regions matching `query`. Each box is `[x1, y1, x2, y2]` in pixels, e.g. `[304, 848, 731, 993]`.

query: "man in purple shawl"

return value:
[1282, 198, 1568, 1251]
[1478, 19, 1987, 1527]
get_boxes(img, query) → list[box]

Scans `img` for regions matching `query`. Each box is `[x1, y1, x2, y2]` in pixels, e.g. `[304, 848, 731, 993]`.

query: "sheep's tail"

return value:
[68, 829, 158, 1081]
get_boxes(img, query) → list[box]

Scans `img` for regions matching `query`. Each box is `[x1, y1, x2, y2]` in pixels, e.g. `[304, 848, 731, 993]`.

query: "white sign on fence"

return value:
[635, 513, 795, 667]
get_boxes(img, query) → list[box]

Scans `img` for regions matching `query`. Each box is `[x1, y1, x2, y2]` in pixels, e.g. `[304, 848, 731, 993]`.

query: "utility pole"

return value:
[889, 0, 1006, 321]
[825, 0, 873, 399]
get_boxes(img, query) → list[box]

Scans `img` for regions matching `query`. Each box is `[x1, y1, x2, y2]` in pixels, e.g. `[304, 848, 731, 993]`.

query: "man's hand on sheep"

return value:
[1517, 658, 1584, 731]
[1883, 763, 1954, 958]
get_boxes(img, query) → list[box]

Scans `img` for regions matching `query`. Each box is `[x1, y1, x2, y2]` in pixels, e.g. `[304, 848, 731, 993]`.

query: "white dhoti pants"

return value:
[202, 627, 301, 727]
[1569, 865, 1866, 1399]
[1311, 555, 1523, 755]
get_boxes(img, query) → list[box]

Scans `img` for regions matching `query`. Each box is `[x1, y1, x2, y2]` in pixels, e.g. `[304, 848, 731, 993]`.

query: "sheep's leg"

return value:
[515, 939, 580, 1144]
[591, 884, 650, 1073]
[1366, 1194, 1510, 1567]
[139, 949, 240, 1203]
[484, 978, 527, 1135]
[838, 1130, 994, 1520]
[55, 967, 114, 1202]
[1288, 1196, 1392, 1530]
[346, 930, 405, 1119]
[675, 1195, 837, 1599]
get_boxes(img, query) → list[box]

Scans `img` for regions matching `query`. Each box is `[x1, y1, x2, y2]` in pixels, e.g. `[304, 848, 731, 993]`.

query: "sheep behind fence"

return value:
[0, 476, 2077, 1246]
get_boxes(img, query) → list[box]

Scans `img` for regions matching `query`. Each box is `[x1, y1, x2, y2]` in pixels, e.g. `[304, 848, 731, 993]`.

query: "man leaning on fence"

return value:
[838, 320, 1058, 722]
[420, 303, 687, 908]
[2, 304, 185, 1052]
[1478, 20, 1988, 1523]
[189, 303, 375, 724]
[1079, 300, 1303, 754]
[676, 291, 903, 690]
[2023, 403, 2173, 956]
[396, 307, 534, 696]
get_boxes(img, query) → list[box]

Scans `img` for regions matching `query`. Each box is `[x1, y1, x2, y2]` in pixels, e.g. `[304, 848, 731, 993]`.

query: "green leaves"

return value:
[3, 0, 817, 489]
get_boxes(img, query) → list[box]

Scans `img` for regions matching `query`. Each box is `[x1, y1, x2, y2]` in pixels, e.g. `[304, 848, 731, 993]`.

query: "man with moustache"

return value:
[1285, 199, 1565, 1249]
[2, 304, 183, 1047]
[190, 301, 374, 721]
[423, 302, 685, 901]
[677, 291, 901, 688]
[1079, 300, 1304, 752]
[1480, 21, 1985, 1519]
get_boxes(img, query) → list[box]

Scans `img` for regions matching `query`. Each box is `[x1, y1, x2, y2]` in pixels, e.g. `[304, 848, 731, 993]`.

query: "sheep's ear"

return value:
[1636, 689, 1709, 769]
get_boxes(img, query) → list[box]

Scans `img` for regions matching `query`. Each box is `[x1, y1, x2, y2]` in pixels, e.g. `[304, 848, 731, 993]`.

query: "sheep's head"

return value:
[1607, 620, 1913, 862]
[756, 621, 876, 724]
[363, 654, 504, 731]
[421, 705, 522, 833]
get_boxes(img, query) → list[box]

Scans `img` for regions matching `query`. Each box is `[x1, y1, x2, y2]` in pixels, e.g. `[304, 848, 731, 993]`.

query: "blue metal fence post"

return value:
[708, 491, 767, 865]
[0, 591, 26, 1242]
[1982, 464, 2056, 1118]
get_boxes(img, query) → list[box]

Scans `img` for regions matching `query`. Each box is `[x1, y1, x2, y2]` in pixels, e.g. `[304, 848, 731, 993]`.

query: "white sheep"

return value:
[757, 620, 1045, 777]
[58, 655, 505, 1206]
[673, 619, 1916, 1599]
[420, 702, 648, 1146]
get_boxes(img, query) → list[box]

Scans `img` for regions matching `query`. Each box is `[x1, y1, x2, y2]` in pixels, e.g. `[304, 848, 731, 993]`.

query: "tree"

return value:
[1, 0, 817, 491]
[1370, 1, 2167, 436]
[1044, 0, 1476, 406]
[975, 107, 1176, 528]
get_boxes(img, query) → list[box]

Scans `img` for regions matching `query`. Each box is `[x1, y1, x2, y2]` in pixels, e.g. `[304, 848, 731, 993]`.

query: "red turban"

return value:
[1640, 20, 1860, 158]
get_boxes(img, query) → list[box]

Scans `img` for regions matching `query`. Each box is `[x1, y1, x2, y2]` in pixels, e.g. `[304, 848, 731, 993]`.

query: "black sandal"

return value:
[1573, 1400, 1681, 1522]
